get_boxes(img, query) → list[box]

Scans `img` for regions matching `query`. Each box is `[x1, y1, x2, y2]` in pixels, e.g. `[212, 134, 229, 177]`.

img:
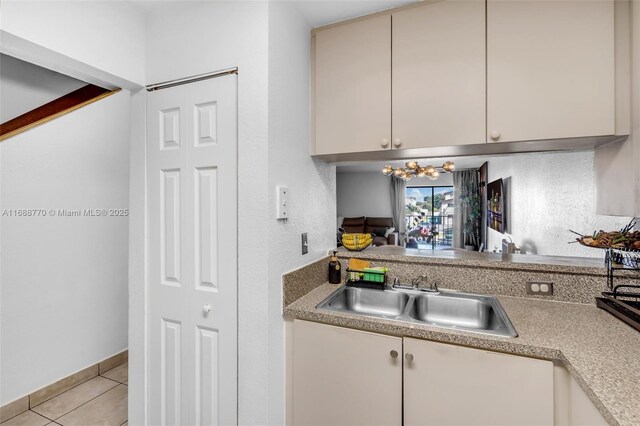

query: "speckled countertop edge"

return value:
[334, 246, 630, 277]
[285, 283, 640, 426]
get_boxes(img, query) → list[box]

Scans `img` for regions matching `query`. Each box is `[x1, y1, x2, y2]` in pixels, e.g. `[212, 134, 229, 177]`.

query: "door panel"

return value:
[393, 1, 485, 148]
[314, 15, 392, 155]
[404, 337, 554, 426]
[404, 338, 553, 426]
[147, 75, 237, 426]
[487, 0, 615, 142]
[292, 320, 402, 426]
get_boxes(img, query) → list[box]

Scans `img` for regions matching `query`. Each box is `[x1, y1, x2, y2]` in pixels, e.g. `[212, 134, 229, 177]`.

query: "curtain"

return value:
[453, 169, 480, 249]
[390, 176, 406, 244]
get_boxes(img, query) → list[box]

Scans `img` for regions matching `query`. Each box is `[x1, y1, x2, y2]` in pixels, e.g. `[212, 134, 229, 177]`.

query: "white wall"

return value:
[336, 171, 453, 220]
[145, 2, 271, 424]
[0, 90, 131, 405]
[337, 172, 393, 219]
[0, 0, 146, 88]
[487, 150, 633, 257]
[267, 3, 336, 424]
[0, 54, 86, 123]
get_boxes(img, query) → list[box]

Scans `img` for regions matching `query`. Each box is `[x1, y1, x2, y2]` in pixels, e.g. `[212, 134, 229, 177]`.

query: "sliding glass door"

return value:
[405, 186, 454, 250]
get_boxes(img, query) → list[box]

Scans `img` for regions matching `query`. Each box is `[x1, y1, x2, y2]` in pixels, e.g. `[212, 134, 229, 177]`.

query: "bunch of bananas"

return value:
[341, 233, 374, 251]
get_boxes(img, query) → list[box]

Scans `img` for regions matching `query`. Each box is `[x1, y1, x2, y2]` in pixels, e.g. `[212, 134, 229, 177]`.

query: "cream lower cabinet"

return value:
[291, 320, 607, 425]
[403, 337, 554, 426]
[292, 320, 402, 425]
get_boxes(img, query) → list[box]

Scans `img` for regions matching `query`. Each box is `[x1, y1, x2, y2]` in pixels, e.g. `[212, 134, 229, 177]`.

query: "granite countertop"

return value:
[285, 283, 640, 426]
[336, 246, 614, 275]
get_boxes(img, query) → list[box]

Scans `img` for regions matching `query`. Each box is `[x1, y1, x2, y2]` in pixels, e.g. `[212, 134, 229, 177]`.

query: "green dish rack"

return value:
[346, 267, 388, 290]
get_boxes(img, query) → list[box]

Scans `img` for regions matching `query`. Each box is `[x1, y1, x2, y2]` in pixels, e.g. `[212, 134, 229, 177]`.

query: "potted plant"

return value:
[460, 184, 481, 250]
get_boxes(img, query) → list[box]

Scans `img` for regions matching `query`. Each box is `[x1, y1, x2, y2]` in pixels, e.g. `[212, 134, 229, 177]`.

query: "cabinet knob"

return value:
[390, 350, 398, 359]
[490, 130, 501, 141]
[381, 138, 389, 148]
[393, 138, 402, 147]
[405, 353, 414, 362]
[203, 304, 212, 314]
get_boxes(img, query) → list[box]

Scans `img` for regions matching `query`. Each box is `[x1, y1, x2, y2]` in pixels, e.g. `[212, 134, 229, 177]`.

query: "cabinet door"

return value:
[314, 15, 391, 155]
[487, 0, 615, 143]
[404, 338, 554, 426]
[292, 320, 402, 426]
[392, 1, 485, 149]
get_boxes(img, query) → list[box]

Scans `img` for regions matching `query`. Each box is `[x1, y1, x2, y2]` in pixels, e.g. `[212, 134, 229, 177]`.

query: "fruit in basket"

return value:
[341, 233, 374, 251]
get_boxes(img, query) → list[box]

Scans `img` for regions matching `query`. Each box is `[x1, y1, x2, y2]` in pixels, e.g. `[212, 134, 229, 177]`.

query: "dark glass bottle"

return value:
[328, 251, 342, 284]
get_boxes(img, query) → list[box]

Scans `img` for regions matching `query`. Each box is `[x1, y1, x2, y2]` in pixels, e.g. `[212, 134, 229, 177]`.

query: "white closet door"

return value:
[147, 75, 237, 425]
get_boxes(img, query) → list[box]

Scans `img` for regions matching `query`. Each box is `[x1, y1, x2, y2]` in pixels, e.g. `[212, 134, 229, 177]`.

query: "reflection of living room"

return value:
[336, 171, 400, 246]
[337, 151, 634, 257]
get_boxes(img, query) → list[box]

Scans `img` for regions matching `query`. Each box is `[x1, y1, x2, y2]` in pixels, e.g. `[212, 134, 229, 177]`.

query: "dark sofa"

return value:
[340, 216, 399, 246]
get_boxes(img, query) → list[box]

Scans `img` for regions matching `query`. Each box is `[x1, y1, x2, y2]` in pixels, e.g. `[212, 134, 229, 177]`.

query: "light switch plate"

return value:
[276, 186, 288, 220]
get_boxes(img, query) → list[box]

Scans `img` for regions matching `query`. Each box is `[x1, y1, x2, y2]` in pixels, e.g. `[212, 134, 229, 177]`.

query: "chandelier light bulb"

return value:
[405, 161, 418, 170]
[394, 167, 405, 177]
[442, 161, 455, 172]
[382, 165, 394, 176]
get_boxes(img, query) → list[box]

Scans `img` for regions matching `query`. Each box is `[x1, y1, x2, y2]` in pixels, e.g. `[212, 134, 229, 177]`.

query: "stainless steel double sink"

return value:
[316, 286, 518, 338]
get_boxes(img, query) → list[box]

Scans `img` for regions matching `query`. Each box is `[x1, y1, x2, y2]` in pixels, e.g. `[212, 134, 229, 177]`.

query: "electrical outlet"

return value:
[301, 233, 308, 255]
[526, 281, 554, 296]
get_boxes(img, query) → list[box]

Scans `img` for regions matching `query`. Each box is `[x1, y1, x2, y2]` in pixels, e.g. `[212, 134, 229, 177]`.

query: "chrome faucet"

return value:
[425, 281, 439, 293]
[412, 274, 439, 292]
[411, 274, 428, 289]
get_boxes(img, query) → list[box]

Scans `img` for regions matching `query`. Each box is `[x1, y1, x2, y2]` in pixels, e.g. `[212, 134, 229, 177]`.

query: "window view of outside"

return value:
[405, 186, 454, 250]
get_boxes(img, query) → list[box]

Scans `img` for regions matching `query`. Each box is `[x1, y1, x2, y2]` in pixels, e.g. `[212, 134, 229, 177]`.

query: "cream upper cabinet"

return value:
[314, 15, 391, 155]
[404, 337, 554, 426]
[487, 0, 616, 143]
[392, 1, 485, 149]
[292, 320, 402, 426]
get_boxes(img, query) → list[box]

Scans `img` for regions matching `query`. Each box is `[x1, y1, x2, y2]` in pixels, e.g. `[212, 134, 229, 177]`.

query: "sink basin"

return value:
[319, 286, 409, 318]
[409, 293, 495, 330]
[316, 286, 517, 338]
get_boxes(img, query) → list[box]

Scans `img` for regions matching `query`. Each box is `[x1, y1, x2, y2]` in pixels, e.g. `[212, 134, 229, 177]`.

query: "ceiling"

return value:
[127, 0, 420, 27]
[292, 0, 419, 28]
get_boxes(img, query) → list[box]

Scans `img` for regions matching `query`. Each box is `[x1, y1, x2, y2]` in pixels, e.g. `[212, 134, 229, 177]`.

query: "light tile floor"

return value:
[2, 363, 128, 426]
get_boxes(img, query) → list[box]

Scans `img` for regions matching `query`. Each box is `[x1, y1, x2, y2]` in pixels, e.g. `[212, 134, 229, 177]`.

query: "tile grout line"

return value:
[28, 364, 100, 409]
[29, 409, 56, 423]
[100, 373, 128, 385]
[33, 380, 122, 423]
[51, 384, 127, 424]
[2, 357, 127, 425]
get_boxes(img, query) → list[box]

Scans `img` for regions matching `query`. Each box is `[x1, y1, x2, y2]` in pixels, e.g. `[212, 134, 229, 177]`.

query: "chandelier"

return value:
[382, 161, 455, 181]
